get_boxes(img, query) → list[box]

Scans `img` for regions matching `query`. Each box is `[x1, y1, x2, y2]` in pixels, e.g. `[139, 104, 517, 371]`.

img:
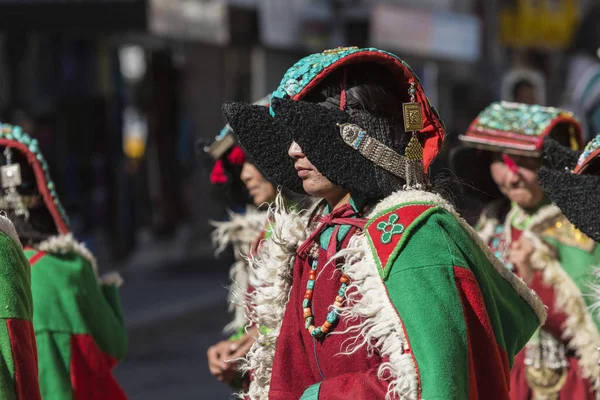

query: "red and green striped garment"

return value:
[0, 226, 42, 399]
[285, 202, 542, 399]
[24, 246, 128, 400]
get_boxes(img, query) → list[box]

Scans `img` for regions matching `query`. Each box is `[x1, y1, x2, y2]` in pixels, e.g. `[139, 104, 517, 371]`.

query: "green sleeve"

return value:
[32, 254, 128, 360]
[0, 230, 37, 399]
[545, 237, 600, 329]
[36, 331, 72, 399]
[385, 262, 469, 399]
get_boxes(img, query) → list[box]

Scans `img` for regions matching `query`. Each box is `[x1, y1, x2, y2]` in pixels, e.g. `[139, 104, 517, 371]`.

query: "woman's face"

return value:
[240, 162, 277, 206]
[288, 141, 347, 202]
[489, 153, 545, 209]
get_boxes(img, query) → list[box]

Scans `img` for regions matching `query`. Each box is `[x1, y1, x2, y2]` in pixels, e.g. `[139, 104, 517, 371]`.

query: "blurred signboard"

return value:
[370, 3, 481, 62]
[499, 0, 579, 50]
[149, 0, 230, 45]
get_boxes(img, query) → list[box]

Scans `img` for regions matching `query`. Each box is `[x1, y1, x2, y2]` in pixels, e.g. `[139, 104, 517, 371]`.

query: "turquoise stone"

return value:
[21, 135, 30, 145]
[48, 182, 54, 190]
[305, 317, 314, 329]
[338, 285, 346, 297]
[6, 134, 12, 139]
[326, 310, 338, 324]
[307, 280, 315, 290]
[303, 299, 310, 308]
[311, 327, 322, 338]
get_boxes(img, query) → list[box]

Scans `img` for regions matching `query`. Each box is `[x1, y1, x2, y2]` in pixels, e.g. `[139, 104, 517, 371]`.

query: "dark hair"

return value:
[512, 79, 535, 100]
[303, 63, 413, 198]
[0, 147, 57, 246]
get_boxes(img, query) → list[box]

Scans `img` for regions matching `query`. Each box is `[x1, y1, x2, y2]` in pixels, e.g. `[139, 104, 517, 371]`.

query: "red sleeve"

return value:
[7, 319, 42, 400]
[528, 271, 568, 342]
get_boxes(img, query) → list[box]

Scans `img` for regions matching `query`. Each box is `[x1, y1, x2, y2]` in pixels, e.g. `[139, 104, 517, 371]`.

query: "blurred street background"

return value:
[0, 0, 597, 398]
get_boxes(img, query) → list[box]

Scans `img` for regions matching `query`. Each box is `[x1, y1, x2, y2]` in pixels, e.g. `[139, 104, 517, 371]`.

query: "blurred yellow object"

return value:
[124, 137, 146, 159]
[500, 0, 579, 50]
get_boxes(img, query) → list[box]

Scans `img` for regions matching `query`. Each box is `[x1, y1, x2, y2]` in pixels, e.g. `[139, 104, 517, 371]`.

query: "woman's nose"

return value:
[288, 141, 304, 159]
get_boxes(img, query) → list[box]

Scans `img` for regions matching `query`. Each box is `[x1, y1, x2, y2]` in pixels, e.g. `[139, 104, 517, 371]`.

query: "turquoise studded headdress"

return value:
[268, 47, 445, 173]
[223, 47, 446, 197]
[0, 124, 69, 235]
[460, 101, 583, 156]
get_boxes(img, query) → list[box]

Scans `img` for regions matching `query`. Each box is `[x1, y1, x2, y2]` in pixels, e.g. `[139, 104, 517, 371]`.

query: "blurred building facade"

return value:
[0, 0, 594, 262]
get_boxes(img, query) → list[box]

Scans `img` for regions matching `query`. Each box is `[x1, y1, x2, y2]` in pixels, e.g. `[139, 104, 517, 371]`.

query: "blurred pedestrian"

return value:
[0, 123, 128, 399]
[561, 5, 600, 142]
[457, 102, 600, 399]
[224, 47, 544, 399]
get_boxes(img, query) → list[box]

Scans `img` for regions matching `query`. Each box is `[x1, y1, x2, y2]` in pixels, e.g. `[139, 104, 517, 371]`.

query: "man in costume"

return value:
[205, 97, 279, 387]
[458, 102, 600, 399]
[0, 123, 128, 399]
[223, 47, 545, 400]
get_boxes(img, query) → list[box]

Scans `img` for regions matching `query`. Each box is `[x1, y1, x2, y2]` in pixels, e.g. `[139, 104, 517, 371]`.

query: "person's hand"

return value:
[508, 237, 536, 285]
[207, 327, 258, 383]
[207, 340, 235, 382]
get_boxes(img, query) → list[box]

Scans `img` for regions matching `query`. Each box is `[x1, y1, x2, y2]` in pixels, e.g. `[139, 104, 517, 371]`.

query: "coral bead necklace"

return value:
[303, 244, 349, 338]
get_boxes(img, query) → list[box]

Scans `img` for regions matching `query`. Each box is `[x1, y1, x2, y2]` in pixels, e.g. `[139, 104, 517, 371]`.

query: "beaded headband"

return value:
[460, 102, 583, 156]
[574, 135, 600, 174]
[0, 124, 69, 234]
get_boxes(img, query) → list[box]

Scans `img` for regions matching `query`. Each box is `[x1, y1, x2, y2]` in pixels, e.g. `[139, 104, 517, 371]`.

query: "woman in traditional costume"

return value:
[223, 47, 545, 400]
[0, 123, 128, 399]
[457, 102, 600, 399]
[205, 97, 280, 387]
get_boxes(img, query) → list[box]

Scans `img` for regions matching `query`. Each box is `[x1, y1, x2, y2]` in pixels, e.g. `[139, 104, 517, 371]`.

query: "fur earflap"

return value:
[541, 137, 581, 171]
[222, 102, 304, 194]
[538, 168, 600, 242]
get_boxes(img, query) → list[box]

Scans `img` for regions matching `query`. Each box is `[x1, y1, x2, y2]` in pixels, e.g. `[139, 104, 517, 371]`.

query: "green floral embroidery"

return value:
[376, 213, 405, 244]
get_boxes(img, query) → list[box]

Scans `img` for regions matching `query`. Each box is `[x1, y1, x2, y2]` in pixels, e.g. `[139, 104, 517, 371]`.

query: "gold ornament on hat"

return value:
[403, 82, 429, 190]
[1, 147, 29, 220]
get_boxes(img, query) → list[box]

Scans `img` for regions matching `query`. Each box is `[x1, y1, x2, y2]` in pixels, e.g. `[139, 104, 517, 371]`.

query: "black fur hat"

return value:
[538, 136, 600, 242]
[222, 47, 445, 200]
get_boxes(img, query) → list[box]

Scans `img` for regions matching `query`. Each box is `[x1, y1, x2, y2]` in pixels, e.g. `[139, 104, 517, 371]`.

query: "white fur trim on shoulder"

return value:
[211, 207, 268, 257]
[36, 234, 98, 277]
[368, 190, 546, 323]
[0, 213, 22, 248]
[334, 234, 419, 400]
[100, 272, 124, 287]
[240, 193, 314, 400]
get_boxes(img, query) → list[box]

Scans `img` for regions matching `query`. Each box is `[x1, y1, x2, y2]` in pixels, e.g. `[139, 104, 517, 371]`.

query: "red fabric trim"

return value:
[464, 115, 583, 153]
[27, 251, 47, 267]
[453, 266, 511, 399]
[0, 139, 68, 235]
[528, 271, 569, 342]
[291, 50, 444, 172]
[6, 319, 42, 400]
[70, 334, 127, 400]
[367, 204, 434, 274]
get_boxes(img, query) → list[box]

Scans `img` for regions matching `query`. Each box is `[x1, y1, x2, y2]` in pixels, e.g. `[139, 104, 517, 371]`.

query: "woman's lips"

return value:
[297, 169, 310, 178]
[295, 165, 311, 178]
